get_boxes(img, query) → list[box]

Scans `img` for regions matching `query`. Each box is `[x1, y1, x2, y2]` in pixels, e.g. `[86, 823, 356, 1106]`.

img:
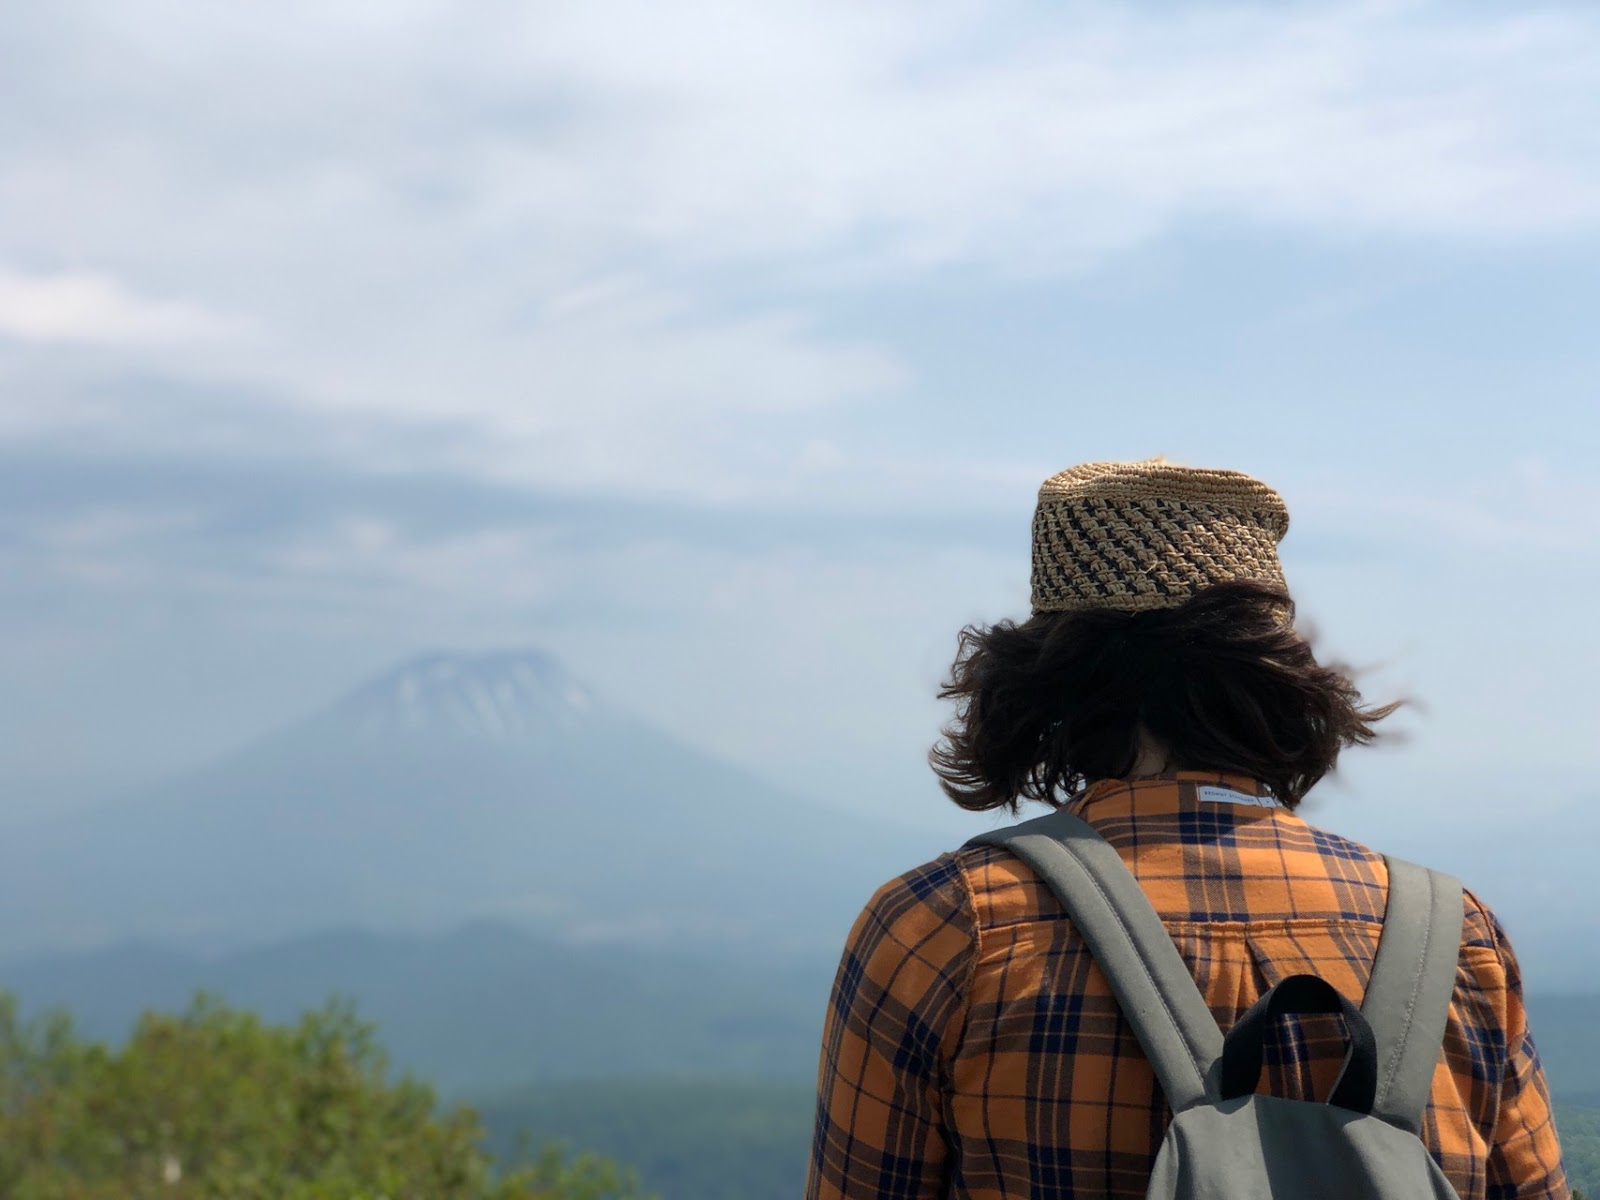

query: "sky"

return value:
[1, 0, 1598, 884]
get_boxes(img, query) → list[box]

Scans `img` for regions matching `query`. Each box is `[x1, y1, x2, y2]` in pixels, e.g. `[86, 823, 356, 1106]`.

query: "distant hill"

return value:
[0, 920, 835, 1098]
[0, 649, 950, 959]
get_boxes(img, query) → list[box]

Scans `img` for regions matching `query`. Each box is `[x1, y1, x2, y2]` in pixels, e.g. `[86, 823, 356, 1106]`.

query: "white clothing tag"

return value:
[1196, 784, 1277, 808]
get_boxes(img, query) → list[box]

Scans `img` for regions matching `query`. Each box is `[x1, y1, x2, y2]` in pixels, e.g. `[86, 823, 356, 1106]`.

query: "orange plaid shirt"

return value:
[805, 771, 1570, 1199]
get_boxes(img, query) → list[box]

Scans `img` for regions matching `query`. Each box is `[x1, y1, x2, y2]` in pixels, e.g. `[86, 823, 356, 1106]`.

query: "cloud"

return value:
[1, 1, 1598, 499]
[0, 268, 249, 347]
[1294, 455, 1600, 554]
[479, 0, 1600, 266]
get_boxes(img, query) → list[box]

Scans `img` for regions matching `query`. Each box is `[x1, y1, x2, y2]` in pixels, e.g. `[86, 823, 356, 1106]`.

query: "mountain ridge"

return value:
[0, 918, 836, 1097]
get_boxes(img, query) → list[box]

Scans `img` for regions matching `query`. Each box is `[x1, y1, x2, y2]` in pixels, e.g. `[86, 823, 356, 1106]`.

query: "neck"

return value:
[1129, 727, 1174, 775]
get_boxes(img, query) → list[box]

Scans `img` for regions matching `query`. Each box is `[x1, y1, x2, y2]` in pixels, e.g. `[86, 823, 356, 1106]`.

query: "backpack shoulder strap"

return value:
[964, 809, 1223, 1114]
[1361, 856, 1464, 1133]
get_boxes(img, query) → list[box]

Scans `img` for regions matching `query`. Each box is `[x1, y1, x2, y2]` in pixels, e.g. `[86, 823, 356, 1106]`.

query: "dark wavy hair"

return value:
[928, 580, 1402, 812]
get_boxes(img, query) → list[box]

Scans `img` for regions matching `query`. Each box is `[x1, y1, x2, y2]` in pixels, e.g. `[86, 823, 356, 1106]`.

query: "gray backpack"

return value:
[966, 808, 1464, 1199]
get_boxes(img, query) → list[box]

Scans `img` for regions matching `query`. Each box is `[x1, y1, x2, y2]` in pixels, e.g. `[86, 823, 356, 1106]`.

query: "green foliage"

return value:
[1559, 1106, 1600, 1200]
[0, 991, 652, 1200]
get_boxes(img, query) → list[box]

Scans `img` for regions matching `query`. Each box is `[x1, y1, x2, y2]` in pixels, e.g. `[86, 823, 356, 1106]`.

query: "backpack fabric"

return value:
[965, 807, 1465, 1199]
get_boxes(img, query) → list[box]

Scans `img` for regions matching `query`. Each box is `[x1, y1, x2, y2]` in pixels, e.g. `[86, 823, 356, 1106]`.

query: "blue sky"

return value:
[1, 0, 1597, 902]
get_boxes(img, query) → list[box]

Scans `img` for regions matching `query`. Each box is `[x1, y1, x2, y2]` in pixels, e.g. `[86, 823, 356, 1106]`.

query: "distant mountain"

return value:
[0, 649, 950, 959]
[0, 920, 834, 1098]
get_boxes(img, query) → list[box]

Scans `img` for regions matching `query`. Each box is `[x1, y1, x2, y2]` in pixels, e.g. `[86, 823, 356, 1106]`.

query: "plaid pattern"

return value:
[806, 772, 1570, 1200]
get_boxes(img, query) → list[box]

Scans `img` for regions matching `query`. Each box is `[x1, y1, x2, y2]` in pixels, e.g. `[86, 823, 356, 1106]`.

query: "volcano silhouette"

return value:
[4, 650, 941, 957]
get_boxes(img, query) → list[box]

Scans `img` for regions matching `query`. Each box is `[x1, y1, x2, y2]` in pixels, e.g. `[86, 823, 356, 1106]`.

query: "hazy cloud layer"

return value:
[4, 1, 1600, 498]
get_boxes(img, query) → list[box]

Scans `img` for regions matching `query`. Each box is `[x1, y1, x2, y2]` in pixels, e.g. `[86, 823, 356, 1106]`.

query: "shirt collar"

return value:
[1067, 770, 1285, 818]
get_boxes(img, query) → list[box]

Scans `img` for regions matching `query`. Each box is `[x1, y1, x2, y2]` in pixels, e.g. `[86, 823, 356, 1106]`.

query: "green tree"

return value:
[0, 992, 652, 1200]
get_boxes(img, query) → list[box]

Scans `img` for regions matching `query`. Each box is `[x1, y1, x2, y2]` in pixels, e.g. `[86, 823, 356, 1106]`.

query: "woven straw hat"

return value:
[1030, 458, 1290, 613]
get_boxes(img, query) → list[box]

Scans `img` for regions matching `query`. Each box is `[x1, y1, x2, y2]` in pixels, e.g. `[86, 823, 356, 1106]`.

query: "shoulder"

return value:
[1307, 828, 1517, 962]
[846, 852, 974, 959]
[830, 853, 982, 1054]
[1459, 886, 1512, 951]
[1352, 855, 1524, 1002]
[1292, 817, 1386, 863]
[848, 839, 1070, 954]
[1457, 885, 1524, 991]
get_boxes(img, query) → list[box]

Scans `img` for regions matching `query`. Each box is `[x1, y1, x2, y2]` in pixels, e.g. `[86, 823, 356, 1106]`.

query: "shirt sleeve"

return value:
[804, 854, 975, 1200]
[1476, 898, 1572, 1200]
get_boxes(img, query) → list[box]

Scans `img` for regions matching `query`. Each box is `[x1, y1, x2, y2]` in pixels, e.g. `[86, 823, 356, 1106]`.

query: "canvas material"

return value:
[1149, 1096, 1461, 1199]
[965, 807, 1465, 1199]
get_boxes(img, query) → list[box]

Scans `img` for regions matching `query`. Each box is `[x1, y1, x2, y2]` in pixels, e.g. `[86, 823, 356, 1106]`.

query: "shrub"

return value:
[0, 992, 651, 1200]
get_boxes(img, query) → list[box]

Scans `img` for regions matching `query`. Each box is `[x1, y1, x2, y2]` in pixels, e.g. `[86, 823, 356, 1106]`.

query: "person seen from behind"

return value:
[804, 458, 1570, 1199]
